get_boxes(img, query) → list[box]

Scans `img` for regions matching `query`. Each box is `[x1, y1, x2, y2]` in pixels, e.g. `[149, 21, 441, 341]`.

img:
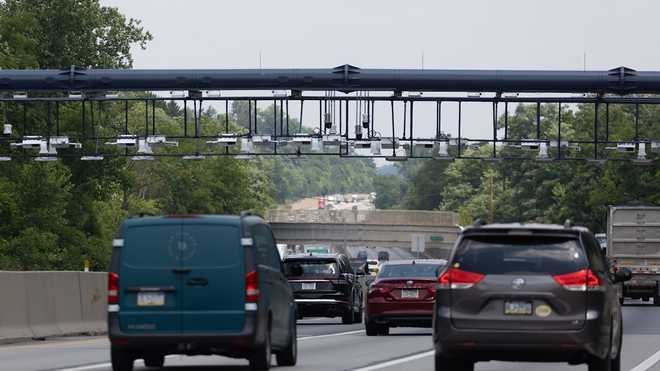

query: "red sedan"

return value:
[365, 259, 447, 336]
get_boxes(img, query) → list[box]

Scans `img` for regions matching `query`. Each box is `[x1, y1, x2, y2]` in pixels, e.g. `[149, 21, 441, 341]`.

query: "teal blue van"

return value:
[108, 214, 296, 370]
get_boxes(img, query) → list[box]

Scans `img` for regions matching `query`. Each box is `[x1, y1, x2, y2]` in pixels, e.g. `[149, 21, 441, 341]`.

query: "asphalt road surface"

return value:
[3, 303, 660, 371]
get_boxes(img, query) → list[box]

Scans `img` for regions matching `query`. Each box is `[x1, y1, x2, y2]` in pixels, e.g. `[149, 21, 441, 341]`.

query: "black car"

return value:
[284, 253, 364, 324]
[377, 251, 390, 262]
[433, 222, 632, 371]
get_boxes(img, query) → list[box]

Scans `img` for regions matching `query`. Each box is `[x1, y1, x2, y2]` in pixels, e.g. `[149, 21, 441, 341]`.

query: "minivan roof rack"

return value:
[473, 218, 487, 227]
[563, 219, 574, 228]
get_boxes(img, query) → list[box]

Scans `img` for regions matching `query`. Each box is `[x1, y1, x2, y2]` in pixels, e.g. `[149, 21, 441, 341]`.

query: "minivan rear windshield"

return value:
[285, 260, 339, 276]
[453, 236, 587, 275]
[378, 263, 445, 278]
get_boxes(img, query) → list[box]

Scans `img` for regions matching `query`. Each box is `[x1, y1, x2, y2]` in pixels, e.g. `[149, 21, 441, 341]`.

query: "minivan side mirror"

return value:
[613, 267, 632, 283]
[289, 264, 304, 277]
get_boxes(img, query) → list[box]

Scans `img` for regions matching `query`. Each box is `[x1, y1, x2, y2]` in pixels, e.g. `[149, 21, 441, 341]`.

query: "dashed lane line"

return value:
[631, 349, 660, 371]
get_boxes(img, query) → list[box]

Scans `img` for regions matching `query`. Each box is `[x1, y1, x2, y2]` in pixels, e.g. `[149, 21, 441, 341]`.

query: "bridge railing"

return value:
[266, 209, 458, 226]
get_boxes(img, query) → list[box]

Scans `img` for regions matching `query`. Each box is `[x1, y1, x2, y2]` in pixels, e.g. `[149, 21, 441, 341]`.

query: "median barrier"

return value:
[79, 272, 107, 334]
[24, 272, 62, 338]
[0, 272, 34, 342]
[52, 271, 86, 334]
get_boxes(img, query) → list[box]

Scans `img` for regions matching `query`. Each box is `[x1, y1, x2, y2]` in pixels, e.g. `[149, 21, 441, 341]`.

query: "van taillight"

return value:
[438, 268, 485, 289]
[108, 272, 119, 304]
[553, 269, 602, 291]
[245, 270, 259, 302]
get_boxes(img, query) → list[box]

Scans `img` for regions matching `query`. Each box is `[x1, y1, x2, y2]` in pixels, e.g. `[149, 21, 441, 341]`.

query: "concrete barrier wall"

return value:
[0, 271, 107, 343]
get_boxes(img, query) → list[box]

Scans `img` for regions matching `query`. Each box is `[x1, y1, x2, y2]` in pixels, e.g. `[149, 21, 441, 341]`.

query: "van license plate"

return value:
[504, 301, 532, 315]
[302, 283, 316, 290]
[401, 290, 419, 299]
[137, 292, 165, 307]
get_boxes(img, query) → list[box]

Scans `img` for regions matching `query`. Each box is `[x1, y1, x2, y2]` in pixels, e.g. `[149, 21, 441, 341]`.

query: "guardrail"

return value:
[0, 271, 106, 343]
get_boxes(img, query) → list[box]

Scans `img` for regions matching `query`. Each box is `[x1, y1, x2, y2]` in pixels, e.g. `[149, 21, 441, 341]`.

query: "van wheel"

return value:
[276, 315, 297, 367]
[144, 355, 164, 368]
[249, 325, 271, 370]
[111, 347, 134, 371]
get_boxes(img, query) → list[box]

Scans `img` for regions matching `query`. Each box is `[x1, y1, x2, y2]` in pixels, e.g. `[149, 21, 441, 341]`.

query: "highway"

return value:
[2, 303, 660, 371]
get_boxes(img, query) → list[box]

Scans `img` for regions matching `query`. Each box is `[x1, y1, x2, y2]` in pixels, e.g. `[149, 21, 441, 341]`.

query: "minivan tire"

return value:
[588, 355, 612, 371]
[276, 317, 297, 367]
[435, 353, 474, 371]
[144, 355, 164, 368]
[111, 347, 134, 371]
[249, 325, 272, 370]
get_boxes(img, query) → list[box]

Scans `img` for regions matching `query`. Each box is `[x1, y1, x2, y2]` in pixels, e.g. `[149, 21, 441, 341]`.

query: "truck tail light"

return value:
[553, 269, 602, 291]
[245, 270, 260, 303]
[108, 272, 119, 305]
[438, 268, 485, 290]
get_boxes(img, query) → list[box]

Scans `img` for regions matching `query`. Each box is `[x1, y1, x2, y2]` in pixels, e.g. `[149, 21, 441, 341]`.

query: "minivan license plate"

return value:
[504, 301, 532, 315]
[302, 283, 316, 290]
[137, 292, 165, 307]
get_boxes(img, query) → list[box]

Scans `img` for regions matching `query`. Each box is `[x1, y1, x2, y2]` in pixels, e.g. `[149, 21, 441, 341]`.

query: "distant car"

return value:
[595, 233, 607, 252]
[357, 251, 369, 261]
[377, 251, 390, 262]
[433, 222, 632, 371]
[108, 214, 297, 371]
[366, 259, 447, 336]
[284, 253, 364, 324]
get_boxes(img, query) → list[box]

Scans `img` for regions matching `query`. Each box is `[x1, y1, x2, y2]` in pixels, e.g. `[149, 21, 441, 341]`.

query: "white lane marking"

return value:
[350, 350, 435, 371]
[631, 349, 660, 371]
[53, 331, 362, 370]
[298, 329, 364, 341]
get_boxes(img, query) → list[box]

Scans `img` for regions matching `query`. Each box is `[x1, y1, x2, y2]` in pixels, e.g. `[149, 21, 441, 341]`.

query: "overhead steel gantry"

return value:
[0, 64, 659, 162]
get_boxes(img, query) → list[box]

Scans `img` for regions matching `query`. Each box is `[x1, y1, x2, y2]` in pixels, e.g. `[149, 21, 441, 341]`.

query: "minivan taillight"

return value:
[108, 272, 119, 304]
[553, 269, 602, 291]
[438, 268, 485, 290]
[245, 270, 259, 302]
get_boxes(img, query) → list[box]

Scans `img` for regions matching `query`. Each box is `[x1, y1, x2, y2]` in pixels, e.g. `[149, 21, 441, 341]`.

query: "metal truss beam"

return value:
[0, 65, 655, 94]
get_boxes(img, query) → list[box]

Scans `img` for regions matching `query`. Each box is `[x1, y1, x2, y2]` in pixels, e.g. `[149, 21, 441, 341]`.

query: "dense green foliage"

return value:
[0, 1, 374, 270]
[375, 104, 660, 232]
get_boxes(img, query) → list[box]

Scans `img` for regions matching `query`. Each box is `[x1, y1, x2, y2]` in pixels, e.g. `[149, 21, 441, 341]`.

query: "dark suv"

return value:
[284, 253, 364, 324]
[433, 223, 632, 371]
[108, 214, 296, 371]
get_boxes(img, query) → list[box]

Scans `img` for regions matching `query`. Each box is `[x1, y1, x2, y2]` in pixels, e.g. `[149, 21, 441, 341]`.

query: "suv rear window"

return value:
[453, 236, 587, 275]
[379, 263, 445, 278]
[285, 259, 339, 276]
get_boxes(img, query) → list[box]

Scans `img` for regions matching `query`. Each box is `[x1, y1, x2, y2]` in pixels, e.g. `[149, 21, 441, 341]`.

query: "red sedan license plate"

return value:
[401, 289, 419, 299]
[504, 301, 532, 315]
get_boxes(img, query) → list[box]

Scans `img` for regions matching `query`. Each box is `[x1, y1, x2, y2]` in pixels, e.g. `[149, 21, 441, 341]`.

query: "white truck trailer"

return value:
[607, 206, 660, 305]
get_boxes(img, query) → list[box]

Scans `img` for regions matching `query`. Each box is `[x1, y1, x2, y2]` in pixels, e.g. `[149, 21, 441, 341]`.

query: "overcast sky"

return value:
[100, 0, 660, 140]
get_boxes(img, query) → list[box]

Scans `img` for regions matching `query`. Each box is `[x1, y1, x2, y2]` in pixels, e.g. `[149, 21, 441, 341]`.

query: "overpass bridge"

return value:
[267, 209, 460, 258]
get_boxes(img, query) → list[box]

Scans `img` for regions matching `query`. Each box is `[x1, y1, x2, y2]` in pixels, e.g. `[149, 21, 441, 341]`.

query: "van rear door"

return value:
[119, 220, 182, 334]
[180, 219, 246, 333]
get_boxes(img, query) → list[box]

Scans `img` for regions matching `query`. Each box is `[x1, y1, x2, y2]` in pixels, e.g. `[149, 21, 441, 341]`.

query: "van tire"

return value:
[276, 316, 297, 366]
[435, 353, 473, 371]
[111, 347, 134, 371]
[249, 324, 272, 370]
[144, 355, 164, 368]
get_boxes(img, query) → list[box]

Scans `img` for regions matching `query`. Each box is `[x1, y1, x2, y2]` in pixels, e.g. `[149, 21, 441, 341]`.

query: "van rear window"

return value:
[453, 236, 587, 275]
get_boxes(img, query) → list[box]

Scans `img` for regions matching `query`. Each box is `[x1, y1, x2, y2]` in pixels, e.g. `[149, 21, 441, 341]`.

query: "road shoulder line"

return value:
[350, 349, 434, 371]
[631, 349, 660, 371]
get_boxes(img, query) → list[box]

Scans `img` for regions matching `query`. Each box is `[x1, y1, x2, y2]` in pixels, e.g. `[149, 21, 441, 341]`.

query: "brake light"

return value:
[438, 268, 484, 290]
[368, 285, 392, 296]
[245, 270, 260, 302]
[108, 272, 119, 305]
[553, 269, 601, 291]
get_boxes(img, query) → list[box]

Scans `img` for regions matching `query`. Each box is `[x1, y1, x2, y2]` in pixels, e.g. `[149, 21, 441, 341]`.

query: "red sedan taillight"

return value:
[108, 272, 119, 304]
[438, 268, 485, 290]
[553, 269, 602, 291]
